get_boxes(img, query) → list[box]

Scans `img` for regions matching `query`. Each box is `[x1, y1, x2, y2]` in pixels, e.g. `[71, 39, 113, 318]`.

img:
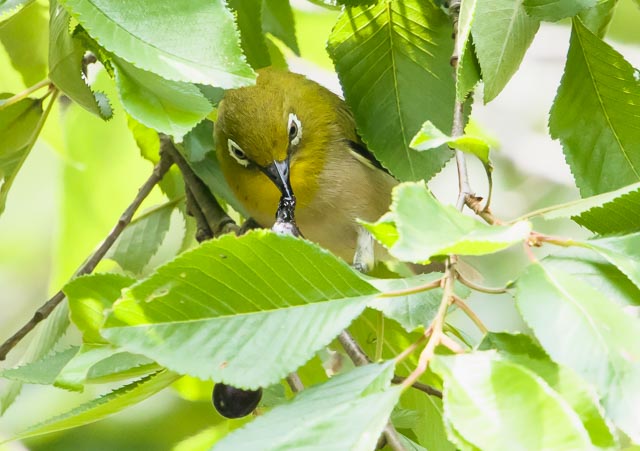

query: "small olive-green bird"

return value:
[215, 68, 397, 264]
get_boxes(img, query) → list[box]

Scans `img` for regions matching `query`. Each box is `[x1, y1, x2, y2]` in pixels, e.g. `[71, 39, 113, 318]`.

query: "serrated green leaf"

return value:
[108, 201, 176, 274]
[0, 347, 79, 385]
[112, 56, 213, 139]
[327, 0, 456, 182]
[0, 0, 31, 21]
[524, 181, 640, 234]
[64, 273, 136, 344]
[399, 387, 456, 450]
[229, 0, 271, 70]
[0, 0, 47, 86]
[102, 231, 377, 389]
[411, 121, 490, 164]
[583, 232, 640, 290]
[515, 263, 640, 442]
[262, 0, 299, 55]
[213, 362, 400, 451]
[11, 370, 179, 441]
[367, 273, 470, 332]
[432, 351, 596, 451]
[48, 0, 112, 119]
[578, 0, 618, 37]
[58, 0, 255, 87]
[544, 248, 640, 307]
[549, 18, 640, 197]
[472, 0, 540, 102]
[55, 344, 157, 390]
[456, 0, 481, 100]
[524, 0, 597, 21]
[479, 332, 617, 448]
[0, 96, 43, 214]
[362, 182, 531, 263]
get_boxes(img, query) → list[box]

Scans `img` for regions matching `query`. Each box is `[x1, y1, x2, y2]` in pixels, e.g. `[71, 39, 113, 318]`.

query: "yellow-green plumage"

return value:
[215, 68, 397, 262]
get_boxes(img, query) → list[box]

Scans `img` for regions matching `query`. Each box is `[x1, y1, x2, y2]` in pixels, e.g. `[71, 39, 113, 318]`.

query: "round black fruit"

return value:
[212, 383, 262, 418]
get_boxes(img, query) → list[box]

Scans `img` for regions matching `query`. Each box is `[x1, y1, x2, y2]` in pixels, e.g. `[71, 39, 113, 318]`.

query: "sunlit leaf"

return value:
[0, 96, 43, 214]
[102, 231, 377, 389]
[583, 232, 640, 290]
[362, 182, 531, 263]
[229, 0, 271, 70]
[328, 0, 456, 181]
[262, 0, 300, 55]
[410, 120, 490, 164]
[0, 0, 31, 21]
[472, 0, 540, 102]
[516, 263, 640, 442]
[524, 0, 597, 21]
[432, 351, 596, 450]
[577, 0, 617, 37]
[213, 362, 401, 451]
[58, 0, 255, 87]
[549, 18, 640, 197]
[456, 0, 481, 100]
[112, 56, 213, 139]
[11, 370, 179, 441]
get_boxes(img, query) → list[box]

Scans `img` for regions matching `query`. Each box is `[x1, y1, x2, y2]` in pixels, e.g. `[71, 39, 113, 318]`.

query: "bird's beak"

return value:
[261, 158, 294, 199]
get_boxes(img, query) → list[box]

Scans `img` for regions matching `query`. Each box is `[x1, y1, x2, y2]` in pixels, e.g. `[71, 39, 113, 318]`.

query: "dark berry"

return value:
[212, 383, 262, 418]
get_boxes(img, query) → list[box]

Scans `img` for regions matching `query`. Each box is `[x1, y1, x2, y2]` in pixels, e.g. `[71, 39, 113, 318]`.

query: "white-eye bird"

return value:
[215, 68, 397, 266]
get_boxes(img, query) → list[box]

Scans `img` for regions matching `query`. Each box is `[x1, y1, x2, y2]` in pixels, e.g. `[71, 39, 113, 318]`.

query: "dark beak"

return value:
[261, 158, 294, 199]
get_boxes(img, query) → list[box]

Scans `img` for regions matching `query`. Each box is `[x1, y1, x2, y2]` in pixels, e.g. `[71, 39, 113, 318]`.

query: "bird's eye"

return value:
[227, 139, 250, 167]
[287, 113, 302, 146]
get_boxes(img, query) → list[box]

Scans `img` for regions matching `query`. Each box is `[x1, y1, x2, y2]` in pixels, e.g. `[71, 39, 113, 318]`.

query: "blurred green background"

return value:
[1, 1, 639, 449]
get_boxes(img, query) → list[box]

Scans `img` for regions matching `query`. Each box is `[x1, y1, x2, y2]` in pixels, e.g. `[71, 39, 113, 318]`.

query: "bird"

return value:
[214, 67, 397, 268]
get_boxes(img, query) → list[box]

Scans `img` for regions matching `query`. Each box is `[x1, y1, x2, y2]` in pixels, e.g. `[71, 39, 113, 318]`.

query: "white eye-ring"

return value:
[288, 113, 302, 146]
[227, 139, 249, 167]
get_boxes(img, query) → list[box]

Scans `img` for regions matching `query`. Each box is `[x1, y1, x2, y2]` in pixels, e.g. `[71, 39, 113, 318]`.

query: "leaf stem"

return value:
[377, 278, 442, 298]
[0, 79, 51, 111]
[452, 294, 488, 335]
[0, 150, 173, 361]
[457, 272, 508, 294]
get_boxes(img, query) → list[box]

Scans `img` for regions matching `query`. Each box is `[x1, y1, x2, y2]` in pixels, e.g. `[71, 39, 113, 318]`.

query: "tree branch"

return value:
[0, 79, 52, 111]
[0, 150, 173, 361]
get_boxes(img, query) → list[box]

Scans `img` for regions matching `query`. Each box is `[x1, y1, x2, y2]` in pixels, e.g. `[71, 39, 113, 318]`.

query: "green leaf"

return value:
[58, 0, 255, 87]
[0, 0, 31, 21]
[48, 0, 112, 119]
[112, 56, 213, 139]
[107, 201, 176, 274]
[262, 0, 300, 55]
[432, 351, 596, 451]
[544, 248, 640, 307]
[213, 362, 401, 451]
[578, 0, 618, 37]
[524, 181, 640, 234]
[367, 273, 470, 332]
[362, 182, 531, 263]
[524, 0, 597, 21]
[64, 273, 136, 344]
[456, 0, 482, 100]
[399, 388, 456, 450]
[410, 120, 490, 164]
[0, 96, 43, 214]
[11, 370, 180, 441]
[479, 332, 617, 449]
[102, 231, 377, 389]
[549, 18, 640, 197]
[327, 0, 456, 182]
[0, 347, 79, 385]
[472, 0, 540, 102]
[228, 0, 271, 70]
[583, 232, 640, 290]
[515, 263, 640, 442]
[55, 344, 156, 390]
[0, 0, 48, 86]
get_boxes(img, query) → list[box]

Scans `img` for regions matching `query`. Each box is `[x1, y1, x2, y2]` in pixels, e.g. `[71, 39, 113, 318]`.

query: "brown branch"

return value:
[0, 152, 173, 361]
[160, 134, 238, 237]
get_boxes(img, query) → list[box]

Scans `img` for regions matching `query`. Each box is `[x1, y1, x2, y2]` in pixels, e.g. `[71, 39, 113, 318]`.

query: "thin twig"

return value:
[456, 272, 508, 294]
[452, 294, 488, 334]
[394, 329, 429, 364]
[377, 278, 443, 298]
[0, 152, 173, 361]
[391, 375, 442, 398]
[161, 135, 238, 237]
[440, 334, 465, 353]
[0, 79, 51, 111]
[286, 373, 304, 393]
